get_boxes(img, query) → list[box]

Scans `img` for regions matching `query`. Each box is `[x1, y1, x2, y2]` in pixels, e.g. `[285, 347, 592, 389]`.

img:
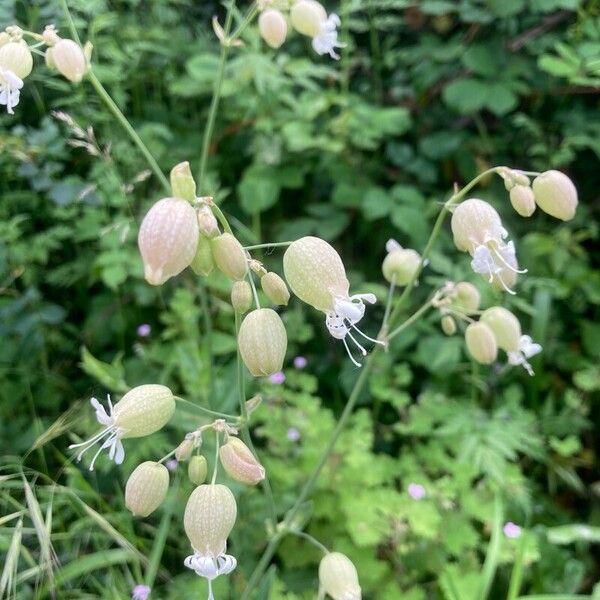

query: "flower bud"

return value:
[499, 167, 529, 191]
[290, 0, 327, 37]
[382, 248, 421, 285]
[318, 552, 362, 600]
[509, 185, 536, 217]
[48, 39, 87, 83]
[451, 199, 503, 252]
[261, 272, 290, 305]
[452, 282, 480, 314]
[211, 233, 247, 280]
[175, 438, 195, 462]
[0, 41, 33, 79]
[283, 236, 349, 313]
[197, 205, 220, 238]
[125, 461, 169, 517]
[259, 9, 288, 48]
[184, 484, 237, 556]
[245, 394, 262, 414]
[441, 315, 456, 336]
[138, 197, 199, 285]
[42, 25, 60, 46]
[465, 322, 497, 365]
[190, 236, 214, 276]
[238, 308, 287, 376]
[532, 170, 578, 221]
[231, 280, 253, 314]
[480, 306, 521, 352]
[219, 437, 265, 485]
[188, 455, 208, 485]
[170, 161, 196, 202]
[113, 384, 175, 438]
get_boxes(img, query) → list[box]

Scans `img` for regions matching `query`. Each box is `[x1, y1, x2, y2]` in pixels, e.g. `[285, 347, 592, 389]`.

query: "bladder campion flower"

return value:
[290, 0, 344, 59]
[69, 384, 175, 470]
[0, 37, 31, 114]
[0, 66, 23, 114]
[138, 197, 199, 285]
[125, 461, 170, 517]
[451, 199, 526, 294]
[231, 280, 253, 314]
[382, 239, 421, 285]
[45, 38, 88, 83]
[183, 484, 237, 599]
[261, 271, 290, 305]
[506, 335, 542, 376]
[188, 455, 208, 485]
[509, 185, 536, 217]
[465, 321, 498, 365]
[283, 236, 382, 367]
[211, 233, 248, 281]
[258, 9, 287, 49]
[238, 308, 287, 376]
[318, 552, 362, 600]
[219, 437, 266, 485]
[532, 170, 578, 221]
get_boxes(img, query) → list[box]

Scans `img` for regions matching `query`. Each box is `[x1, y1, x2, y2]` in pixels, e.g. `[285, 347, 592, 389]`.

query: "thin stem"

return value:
[197, 2, 236, 186]
[242, 241, 293, 251]
[387, 298, 434, 341]
[58, 0, 169, 192]
[290, 530, 329, 555]
[248, 272, 261, 309]
[157, 449, 177, 465]
[478, 493, 504, 600]
[211, 430, 220, 485]
[242, 533, 285, 597]
[229, 3, 259, 41]
[174, 396, 238, 421]
[198, 282, 214, 407]
[381, 274, 397, 334]
[210, 203, 233, 234]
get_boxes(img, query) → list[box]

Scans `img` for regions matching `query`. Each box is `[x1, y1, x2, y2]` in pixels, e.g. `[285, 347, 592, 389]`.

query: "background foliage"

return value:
[1, 0, 599, 598]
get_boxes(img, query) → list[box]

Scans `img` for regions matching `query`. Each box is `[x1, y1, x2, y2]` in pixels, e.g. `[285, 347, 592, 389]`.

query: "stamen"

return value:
[342, 338, 362, 368]
[69, 427, 112, 451]
[88, 433, 114, 471]
[492, 246, 527, 273]
[350, 321, 386, 346]
[495, 271, 516, 295]
[347, 330, 368, 356]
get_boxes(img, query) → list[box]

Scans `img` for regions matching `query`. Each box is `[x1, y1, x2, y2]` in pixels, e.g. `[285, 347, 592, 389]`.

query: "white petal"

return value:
[386, 239, 402, 253]
[216, 554, 237, 575]
[113, 439, 125, 464]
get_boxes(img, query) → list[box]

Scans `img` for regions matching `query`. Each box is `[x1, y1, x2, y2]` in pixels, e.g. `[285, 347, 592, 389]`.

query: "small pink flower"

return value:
[294, 356, 307, 369]
[132, 585, 151, 600]
[287, 427, 301, 442]
[407, 483, 426, 500]
[165, 459, 178, 471]
[503, 522, 522, 539]
[268, 371, 286, 384]
[137, 324, 151, 337]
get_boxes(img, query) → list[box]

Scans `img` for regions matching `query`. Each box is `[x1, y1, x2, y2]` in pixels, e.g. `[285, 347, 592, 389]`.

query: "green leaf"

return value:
[443, 79, 488, 113]
[238, 164, 281, 214]
[539, 55, 578, 78]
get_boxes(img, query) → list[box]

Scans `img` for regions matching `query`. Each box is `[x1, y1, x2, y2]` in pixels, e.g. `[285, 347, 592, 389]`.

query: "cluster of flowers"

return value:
[257, 0, 344, 59]
[0, 24, 88, 114]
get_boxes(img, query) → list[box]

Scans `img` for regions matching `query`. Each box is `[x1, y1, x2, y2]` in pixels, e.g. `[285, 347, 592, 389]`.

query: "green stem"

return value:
[387, 298, 434, 341]
[242, 532, 284, 596]
[248, 272, 261, 309]
[243, 241, 293, 251]
[58, 0, 169, 192]
[174, 396, 238, 421]
[198, 282, 214, 407]
[211, 203, 233, 235]
[381, 275, 396, 335]
[229, 3, 259, 41]
[478, 493, 504, 600]
[211, 430, 220, 485]
[290, 530, 329, 555]
[506, 530, 527, 600]
[197, 2, 236, 186]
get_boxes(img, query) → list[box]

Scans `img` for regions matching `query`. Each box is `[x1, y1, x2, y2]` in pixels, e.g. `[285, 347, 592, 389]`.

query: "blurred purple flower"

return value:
[137, 324, 151, 337]
[165, 459, 178, 471]
[287, 427, 301, 442]
[503, 522, 522, 539]
[132, 585, 151, 600]
[269, 371, 286, 384]
[294, 356, 307, 369]
[407, 483, 426, 500]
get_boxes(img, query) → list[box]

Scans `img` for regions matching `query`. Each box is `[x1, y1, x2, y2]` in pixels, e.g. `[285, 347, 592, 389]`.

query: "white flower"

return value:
[507, 335, 542, 376]
[312, 13, 345, 60]
[184, 552, 237, 600]
[0, 66, 23, 115]
[69, 396, 126, 470]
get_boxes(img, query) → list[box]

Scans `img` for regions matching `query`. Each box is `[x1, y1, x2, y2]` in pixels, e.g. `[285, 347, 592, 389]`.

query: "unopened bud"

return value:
[290, 0, 327, 37]
[382, 245, 421, 285]
[259, 9, 288, 49]
[0, 41, 33, 79]
[125, 461, 169, 517]
[451, 199, 503, 252]
[499, 167, 530, 191]
[175, 438, 195, 462]
[480, 306, 521, 352]
[197, 205, 220, 238]
[441, 315, 456, 336]
[170, 161, 196, 202]
[188, 455, 208, 485]
[319, 552, 362, 600]
[509, 185, 536, 217]
[219, 437, 265, 485]
[261, 272, 290, 305]
[245, 394, 262, 414]
[42, 25, 60, 46]
[211, 233, 248, 281]
[231, 280, 253, 314]
[532, 170, 578, 221]
[138, 197, 199, 285]
[249, 259, 267, 277]
[113, 384, 175, 438]
[465, 322, 497, 365]
[184, 484, 237, 556]
[238, 308, 287, 376]
[190, 236, 214, 276]
[452, 282, 480, 314]
[48, 38, 87, 83]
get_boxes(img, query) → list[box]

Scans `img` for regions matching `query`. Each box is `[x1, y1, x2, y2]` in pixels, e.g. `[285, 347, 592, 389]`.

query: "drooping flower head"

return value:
[184, 484, 238, 600]
[382, 239, 421, 286]
[258, 9, 288, 49]
[283, 236, 382, 367]
[219, 436, 266, 485]
[451, 199, 526, 294]
[125, 461, 170, 517]
[69, 385, 175, 470]
[318, 552, 362, 600]
[532, 170, 578, 221]
[290, 0, 345, 59]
